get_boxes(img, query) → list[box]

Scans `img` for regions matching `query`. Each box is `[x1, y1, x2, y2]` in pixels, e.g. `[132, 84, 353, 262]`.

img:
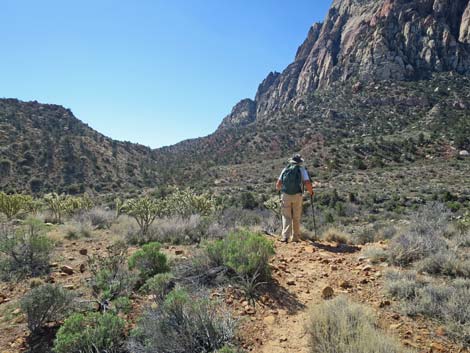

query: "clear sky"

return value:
[1, 0, 332, 148]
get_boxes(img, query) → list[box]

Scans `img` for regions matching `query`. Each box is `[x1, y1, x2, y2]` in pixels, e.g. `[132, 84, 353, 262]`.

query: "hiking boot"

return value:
[279, 238, 288, 243]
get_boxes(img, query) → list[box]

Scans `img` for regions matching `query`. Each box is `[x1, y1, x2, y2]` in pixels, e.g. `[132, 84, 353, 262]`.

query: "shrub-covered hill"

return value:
[0, 99, 162, 194]
[154, 72, 470, 184]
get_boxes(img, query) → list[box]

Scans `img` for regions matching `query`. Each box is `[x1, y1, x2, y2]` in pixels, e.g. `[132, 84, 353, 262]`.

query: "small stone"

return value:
[80, 263, 86, 273]
[175, 249, 184, 255]
[60, 265, 74, 275]
[322, 286, 334, 299]
[339, 280, 352, 289]
[286, 279, 296, 286]
[390, 323, 403, 330]
[12, 308, 21, 315]
[63, 284, 75, 290]
[391, 313, 400, 320]
[330, 265, 338, 271]
[79, 249, 88, 256]
[279, 337, 287, 342]
[379, 300, 391, 308]
[263, 315, 276, 325]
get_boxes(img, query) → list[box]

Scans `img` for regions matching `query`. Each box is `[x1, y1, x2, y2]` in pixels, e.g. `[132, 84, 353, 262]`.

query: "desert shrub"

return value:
[216, 208, 263, 229]
[206, 229, 274, 282]
[128, 242, 169, 282]
[205, 229, 274, 297]
[88, 241, 136, 305]
[385, 271, 470, 346]
[64, 220, 92, 239]
[0, 192, 32, 220]
[416, 251, 470, 278]
[0, 219, 53, 279]
[111, 215, 140, 243]
[141, 273, 175, 302]
[112, 296, 132, 315]
[307, 296, 410, 353]
[128, 288, 236, 353]
[53, 312, 125, 353]
[363, 247, 388, 264]
[352, 227, 375, 244]
[384, 270, 425, 301]
[123, 197, 164, 237]
[20, 284, 75, 334]
[150, 214, 212, 244]
[322, 227, 351, 244]
[83, 207, 115, 229]
[388, 227, 447, 266]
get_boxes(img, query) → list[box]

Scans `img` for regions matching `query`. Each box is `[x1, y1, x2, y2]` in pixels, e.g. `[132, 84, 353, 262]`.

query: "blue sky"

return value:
[1, 0, 332, 148]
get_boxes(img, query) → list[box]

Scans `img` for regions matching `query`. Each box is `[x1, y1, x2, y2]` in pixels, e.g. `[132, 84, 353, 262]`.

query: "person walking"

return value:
[276, 154, 314, 243]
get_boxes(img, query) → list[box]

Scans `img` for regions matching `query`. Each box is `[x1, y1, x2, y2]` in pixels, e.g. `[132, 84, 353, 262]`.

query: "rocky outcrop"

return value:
[461, 1, 470, 43]
[218, 98, 256, 129]
[219, 0, 470, 128]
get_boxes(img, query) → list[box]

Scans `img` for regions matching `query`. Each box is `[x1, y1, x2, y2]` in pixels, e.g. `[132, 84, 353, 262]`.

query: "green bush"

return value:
[307, 296, 411, 353]
[53, 312, 125, 353]
[88, 241, 136, 303]
[0, 219, 53, 279]
[128, 288, 236, 353]
[128, 242, 169, 282]
[206, 230, 274, 281]
[141, 272, 175, 302]
[20, 284, 75, 333]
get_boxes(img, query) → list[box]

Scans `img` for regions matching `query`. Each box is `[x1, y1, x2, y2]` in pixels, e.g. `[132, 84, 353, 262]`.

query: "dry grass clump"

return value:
[363, 246, 388, 264]
[322, 227, 351, 245]
[307, 296, 412, 353]
[385, 270, 470, 346]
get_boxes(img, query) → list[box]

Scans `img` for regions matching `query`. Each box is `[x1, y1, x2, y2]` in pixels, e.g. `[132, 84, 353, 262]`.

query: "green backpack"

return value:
[281, 165, 302, 195]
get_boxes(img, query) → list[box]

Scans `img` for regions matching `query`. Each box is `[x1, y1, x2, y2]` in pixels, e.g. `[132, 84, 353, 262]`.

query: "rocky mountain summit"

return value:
[221, 0, 470, 128]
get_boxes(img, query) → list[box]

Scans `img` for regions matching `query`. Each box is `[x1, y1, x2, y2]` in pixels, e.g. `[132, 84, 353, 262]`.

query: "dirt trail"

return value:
[238, 239, 466, 353]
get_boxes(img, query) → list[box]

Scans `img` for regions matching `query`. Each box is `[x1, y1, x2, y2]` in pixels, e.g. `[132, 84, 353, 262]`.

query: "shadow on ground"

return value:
[259, 279, 306, 315]
[310, 241, 360, 254]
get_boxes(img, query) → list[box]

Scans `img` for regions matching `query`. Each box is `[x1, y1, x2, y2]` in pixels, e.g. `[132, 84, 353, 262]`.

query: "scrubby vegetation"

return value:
[307, 297, 411, 353]
[21, 284, 75, 334]
[53, 312, 125, 353]
[128, 288, 236, 353]
[0, 218, 53, 279]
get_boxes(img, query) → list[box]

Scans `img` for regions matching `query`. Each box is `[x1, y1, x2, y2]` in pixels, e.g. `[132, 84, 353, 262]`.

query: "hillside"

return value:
[0, 99, 161, 194]
[1, 0, 470, 196]
[154, 0, 470, 189]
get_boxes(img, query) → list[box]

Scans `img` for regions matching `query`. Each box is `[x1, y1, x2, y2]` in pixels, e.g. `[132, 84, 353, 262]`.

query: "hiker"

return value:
[276, 154, 314, 243]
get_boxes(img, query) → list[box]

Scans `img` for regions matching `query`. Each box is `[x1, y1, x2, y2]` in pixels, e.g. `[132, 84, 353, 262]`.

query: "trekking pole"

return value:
[310, 194, 317, 239]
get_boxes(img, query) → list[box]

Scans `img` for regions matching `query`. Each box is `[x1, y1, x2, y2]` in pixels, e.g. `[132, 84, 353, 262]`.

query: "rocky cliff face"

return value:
[220, 0, 470, 128]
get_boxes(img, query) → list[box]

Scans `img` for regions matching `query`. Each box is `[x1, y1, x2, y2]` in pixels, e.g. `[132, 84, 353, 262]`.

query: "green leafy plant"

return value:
[53, 312, 125, 353]
[128, 242, 169, 282]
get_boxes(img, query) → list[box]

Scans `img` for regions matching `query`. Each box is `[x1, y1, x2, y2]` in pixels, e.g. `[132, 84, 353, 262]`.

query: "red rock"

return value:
[60, 265, 74, 275]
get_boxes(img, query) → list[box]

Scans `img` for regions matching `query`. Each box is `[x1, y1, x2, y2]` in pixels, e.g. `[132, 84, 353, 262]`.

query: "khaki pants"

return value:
[281, 193, 303, 241]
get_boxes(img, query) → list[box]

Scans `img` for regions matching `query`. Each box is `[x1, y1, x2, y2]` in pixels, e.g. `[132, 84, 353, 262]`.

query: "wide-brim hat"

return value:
[288, 154, 304, 164]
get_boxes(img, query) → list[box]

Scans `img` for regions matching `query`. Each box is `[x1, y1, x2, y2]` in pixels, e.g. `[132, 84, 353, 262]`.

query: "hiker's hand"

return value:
[276, 180, 282, 191]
